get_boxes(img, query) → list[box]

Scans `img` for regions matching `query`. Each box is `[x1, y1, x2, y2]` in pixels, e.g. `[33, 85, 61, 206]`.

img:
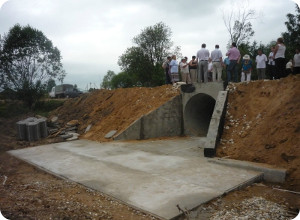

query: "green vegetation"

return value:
[102, 22, 181, 89]
[34, 99, 65, 117]
[0, 99, 65, 118]
[282, 4, 300, 60]
[0, 24, 66, 108]
[225, 3, 300, 80]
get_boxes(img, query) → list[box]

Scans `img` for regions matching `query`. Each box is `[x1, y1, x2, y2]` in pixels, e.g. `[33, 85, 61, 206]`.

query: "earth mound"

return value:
[50, 85, 180, 142]
[217, 74, 300, 190]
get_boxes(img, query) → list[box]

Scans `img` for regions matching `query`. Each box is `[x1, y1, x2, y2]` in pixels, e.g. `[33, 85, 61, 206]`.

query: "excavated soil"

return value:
[50, 85, 180, 142]
[217, 74, 300, 191]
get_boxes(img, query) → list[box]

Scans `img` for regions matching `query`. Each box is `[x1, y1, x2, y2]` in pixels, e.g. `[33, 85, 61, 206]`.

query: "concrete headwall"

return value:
[181, 82, 224, 107]
[114, 82, 225, 141]
[114, 95, 183, 140]
[182, 82, 224, 137]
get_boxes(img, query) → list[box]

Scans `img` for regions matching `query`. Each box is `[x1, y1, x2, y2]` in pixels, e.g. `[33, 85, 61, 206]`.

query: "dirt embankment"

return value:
[217, 74, 300, 190]
[50, 85, 180, 142]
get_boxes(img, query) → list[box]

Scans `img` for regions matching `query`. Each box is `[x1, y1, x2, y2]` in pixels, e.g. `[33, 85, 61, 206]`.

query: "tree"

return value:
[111, 72, 135, 89]
[17, 80, 46, 108]
[0, 24, 66, 106]
[118, 46, 155, 86]
[46, 78, 56, 92]
[101, 70, 116, 89]
[133, 22, 173, 66]
[118, 22, 181, 87]
[282, 4, 300, 60]
[223, 1, 256, 46]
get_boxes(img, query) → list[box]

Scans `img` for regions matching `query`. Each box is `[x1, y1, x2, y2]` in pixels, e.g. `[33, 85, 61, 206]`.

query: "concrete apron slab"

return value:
[8, 138, 263, 220]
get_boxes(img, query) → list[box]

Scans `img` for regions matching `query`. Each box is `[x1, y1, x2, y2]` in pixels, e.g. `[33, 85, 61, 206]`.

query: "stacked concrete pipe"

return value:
[16, 117, 48, 141]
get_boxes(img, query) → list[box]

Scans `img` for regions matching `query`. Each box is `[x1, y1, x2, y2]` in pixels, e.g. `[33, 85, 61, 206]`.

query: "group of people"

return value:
[162, 37, 300, 84]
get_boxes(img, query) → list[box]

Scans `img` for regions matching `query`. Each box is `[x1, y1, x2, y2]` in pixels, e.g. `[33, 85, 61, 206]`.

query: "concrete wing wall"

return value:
[204, 91, 228, 157]
[114, 95, 183, 140]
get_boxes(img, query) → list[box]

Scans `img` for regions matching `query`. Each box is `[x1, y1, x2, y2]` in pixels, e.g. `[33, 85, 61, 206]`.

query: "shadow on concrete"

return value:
[184, 93, 216, 136]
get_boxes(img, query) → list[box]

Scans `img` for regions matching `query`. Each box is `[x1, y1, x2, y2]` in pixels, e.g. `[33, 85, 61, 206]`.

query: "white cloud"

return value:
[292, 0, 299, 6]
[0, 0, 8, 8]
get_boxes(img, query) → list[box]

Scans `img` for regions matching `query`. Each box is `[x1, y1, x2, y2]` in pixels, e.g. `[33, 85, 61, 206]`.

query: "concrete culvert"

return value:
[184, 93, 216, 136]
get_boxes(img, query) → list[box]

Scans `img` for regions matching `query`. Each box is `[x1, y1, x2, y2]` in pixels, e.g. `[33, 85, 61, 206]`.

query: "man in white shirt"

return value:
[196, 43, 210, 83]
[179, 57, 191, 84]
[211, 44, 223, 82]
[293, 48, 300, 74]
[255, 49, 268, 80]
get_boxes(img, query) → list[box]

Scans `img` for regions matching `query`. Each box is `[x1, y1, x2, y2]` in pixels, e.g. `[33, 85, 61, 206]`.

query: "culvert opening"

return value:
[184, 93, 216, 136]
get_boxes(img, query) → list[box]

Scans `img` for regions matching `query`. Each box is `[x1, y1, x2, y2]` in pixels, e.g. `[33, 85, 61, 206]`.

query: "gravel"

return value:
[209, 197, 294, 220]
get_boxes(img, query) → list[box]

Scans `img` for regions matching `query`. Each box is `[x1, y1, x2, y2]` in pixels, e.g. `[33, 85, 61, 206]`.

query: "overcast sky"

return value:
[0, 0, 299, 89]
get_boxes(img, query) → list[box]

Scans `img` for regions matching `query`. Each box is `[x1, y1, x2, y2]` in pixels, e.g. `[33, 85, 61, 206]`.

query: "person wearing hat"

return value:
[241, 54, 252, 82]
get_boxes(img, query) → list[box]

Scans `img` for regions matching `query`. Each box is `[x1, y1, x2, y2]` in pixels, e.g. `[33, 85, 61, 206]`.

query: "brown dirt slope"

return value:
[217, 74, 300, 190]
[50, 85, 180, 142]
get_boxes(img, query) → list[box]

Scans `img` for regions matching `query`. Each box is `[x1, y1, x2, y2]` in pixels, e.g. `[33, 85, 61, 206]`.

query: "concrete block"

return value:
[105, 130, 117, 139]
[37, 118, 48, 138]
[17, 117, 48, 141]
[26, 121, 41, 141]
[16, 120, 27, 140]
[51, 116, 58, 123]
[66, 132, 79, 141]
[66, 136, 79, 141]
[25, 117, 37, 123]
[85, 124, 92, 133]
[65, 126, 77, 132]
[60, 133, 73, 139]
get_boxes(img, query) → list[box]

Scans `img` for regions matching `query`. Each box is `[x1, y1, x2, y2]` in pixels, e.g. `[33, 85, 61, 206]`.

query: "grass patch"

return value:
[34, 99, 65, 117]
[0, 99, 65, 118]
[0, 101, 30, 118]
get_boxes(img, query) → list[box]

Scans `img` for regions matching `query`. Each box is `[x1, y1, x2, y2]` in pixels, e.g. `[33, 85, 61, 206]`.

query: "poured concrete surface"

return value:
[9, 138, 262, 219]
